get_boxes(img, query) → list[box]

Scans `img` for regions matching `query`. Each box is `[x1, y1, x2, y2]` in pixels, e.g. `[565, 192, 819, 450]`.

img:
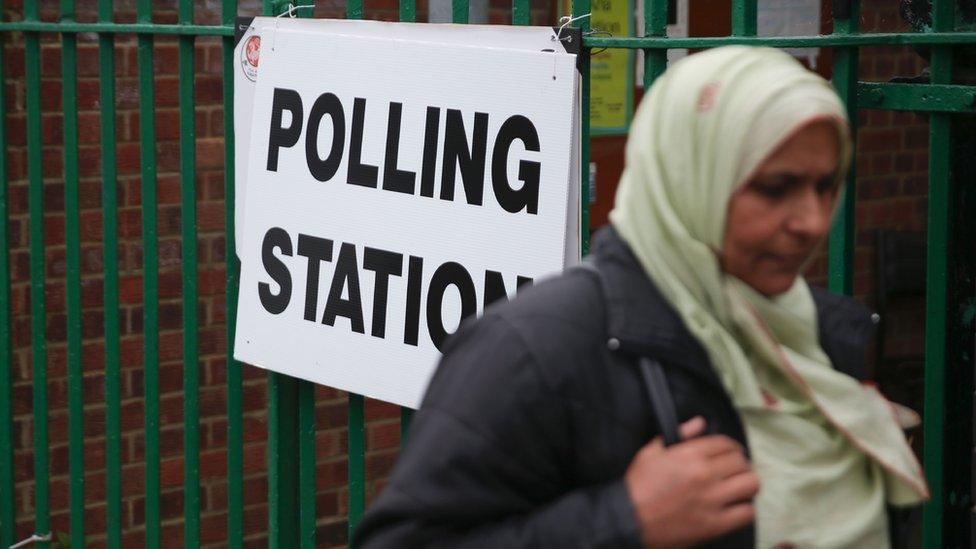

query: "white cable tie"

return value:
[9, 533, 53, 549]
[552, 13, 591, 43]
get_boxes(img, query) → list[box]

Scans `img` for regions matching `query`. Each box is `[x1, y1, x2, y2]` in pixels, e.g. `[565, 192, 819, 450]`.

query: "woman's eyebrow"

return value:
[762, 167, 838, 181]
[756, 172, 803, 185]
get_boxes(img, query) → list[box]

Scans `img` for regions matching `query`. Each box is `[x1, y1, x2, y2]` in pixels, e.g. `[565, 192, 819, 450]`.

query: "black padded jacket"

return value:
[354, 226, 877, 549]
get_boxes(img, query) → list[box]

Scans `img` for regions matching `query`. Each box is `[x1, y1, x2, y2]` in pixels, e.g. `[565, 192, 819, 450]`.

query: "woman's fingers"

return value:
[679, 416, 707, 440]
[706, 448, 751, 480]
[714, 502, 757, 534]
[711, 470, 761, 506]
[677, 434, 743, 459]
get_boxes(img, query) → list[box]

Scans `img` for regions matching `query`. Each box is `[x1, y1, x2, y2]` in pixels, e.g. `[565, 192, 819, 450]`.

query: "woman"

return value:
[355, 46, 927, 548]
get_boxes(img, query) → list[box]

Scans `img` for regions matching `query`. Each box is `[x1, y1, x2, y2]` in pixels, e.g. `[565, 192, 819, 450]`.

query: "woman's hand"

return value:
[624, 416, 759, 548]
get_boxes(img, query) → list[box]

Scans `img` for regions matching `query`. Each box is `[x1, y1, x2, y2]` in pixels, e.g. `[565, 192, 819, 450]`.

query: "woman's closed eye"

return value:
[751, 175, 800, 199]
[750, 173, 838, 200]
[815, 175, 839, 196]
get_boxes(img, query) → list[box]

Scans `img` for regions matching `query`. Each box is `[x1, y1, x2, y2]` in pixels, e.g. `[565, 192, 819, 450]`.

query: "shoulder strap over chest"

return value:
[574, 259, 681, 446]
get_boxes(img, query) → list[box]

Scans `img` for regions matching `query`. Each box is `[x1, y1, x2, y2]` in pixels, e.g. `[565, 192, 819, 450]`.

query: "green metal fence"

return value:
[0, 0, 972, 547]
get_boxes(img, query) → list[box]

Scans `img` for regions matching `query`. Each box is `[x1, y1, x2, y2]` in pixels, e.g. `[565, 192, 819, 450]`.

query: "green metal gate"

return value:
[0, 0, 972, 547]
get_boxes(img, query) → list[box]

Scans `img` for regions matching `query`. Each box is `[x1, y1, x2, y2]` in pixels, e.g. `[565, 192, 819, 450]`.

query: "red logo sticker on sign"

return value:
[241, 35, 261, 82]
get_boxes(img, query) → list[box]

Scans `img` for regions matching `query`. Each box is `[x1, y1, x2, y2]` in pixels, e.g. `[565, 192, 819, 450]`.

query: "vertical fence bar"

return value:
[24, 0, 49, 545]
[298, 380, 315, 549]
[642, 0, 668, 89]
[512, 0, 529, 26]
[260, 6, 301, 548]
[59, 0, 86, 546]
[262, 14, 298, 549]
[400, 0, 417, 23]
[259, 2, 304, 545]
[177, 0, 200, 545]
[222, 0, 242, 547]
[135, 0, 161, 546]
[268, 373, 298, 549]
[640, 0, 667, 291]
[342, 1, 367, 542]
[347, 392, 364, 539]
[284, 5, 319, 546]
[923, 1, 954, 545]
[730, 0, 757, 37]
[827, 1, 859, 295]
[97, 0, 122, 546]
[943, 116, 974, 547]
[452, 0, 468, 24]
[0, 0, 13, 545]
[573, 0, 591, 254]
[922, 106, 949, 547]
[399, 408, 413, 443]
[398, 0, 417, 448]
[393, 0, 417, 450]
[347, 0, 364, 22]
[397, 0, 417, 446]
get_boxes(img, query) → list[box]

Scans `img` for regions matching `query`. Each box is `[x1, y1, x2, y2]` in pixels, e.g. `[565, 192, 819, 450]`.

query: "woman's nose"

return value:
[786, 187, 832, 239]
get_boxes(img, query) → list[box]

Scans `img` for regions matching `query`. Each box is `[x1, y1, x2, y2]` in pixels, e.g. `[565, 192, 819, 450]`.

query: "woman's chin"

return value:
[744, 273, 799, 297]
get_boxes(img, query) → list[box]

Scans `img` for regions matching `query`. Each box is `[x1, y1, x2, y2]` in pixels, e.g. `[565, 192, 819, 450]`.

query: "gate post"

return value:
[921, 1, 955, 546]
[943, 106, 976, 549]
[942, 8, 976, 544]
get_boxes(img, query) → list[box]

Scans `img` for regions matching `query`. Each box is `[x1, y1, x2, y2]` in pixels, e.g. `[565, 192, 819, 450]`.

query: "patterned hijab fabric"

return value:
[609, 46, 928, 547]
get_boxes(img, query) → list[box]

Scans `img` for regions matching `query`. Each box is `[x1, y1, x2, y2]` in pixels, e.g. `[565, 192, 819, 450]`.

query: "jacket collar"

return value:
[808, 285, 877, 380]
[590, 226, 876, 383]
[590, 226, 722, 388]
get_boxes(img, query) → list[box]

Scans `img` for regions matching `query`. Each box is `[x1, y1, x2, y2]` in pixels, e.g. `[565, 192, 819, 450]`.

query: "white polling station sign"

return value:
[233, 22, 580, 408]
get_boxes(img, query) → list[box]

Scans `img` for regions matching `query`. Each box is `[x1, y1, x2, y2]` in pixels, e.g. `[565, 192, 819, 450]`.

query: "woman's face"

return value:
[720, 120, 841, 296]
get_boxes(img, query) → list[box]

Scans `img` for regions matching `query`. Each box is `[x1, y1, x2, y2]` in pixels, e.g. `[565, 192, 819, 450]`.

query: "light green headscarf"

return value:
[610, 46, 928, 547]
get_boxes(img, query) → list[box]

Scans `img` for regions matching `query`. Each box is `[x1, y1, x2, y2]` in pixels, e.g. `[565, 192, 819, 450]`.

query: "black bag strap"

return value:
[575, 259, 682, 447]
[638, 358, 680, 446]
